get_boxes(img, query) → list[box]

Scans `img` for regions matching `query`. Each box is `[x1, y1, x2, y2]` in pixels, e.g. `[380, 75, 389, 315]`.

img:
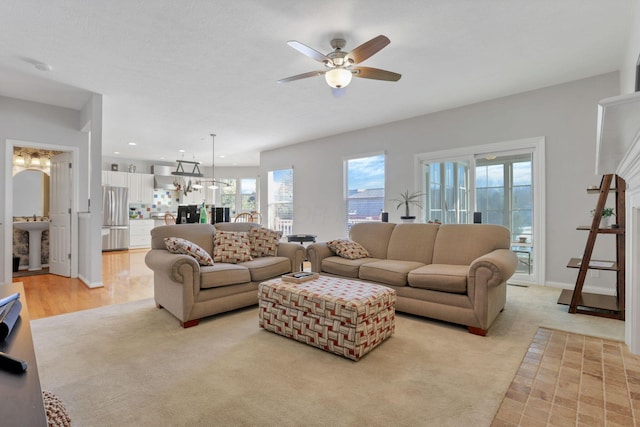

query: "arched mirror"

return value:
[13, 169, 50, 217]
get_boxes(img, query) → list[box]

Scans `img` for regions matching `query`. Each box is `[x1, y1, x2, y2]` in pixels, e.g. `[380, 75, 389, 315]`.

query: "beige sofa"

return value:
[145, 223, 305, 327]
[306, 222, 518, 335]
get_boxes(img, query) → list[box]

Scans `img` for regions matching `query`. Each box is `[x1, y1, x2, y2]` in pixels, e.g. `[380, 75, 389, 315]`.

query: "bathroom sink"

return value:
[13, 221, 49, 271]
[13, 221, 50, 232]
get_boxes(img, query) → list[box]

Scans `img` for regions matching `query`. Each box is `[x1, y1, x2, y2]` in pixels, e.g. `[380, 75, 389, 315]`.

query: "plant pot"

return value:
[601, 216, 611, 228]
[400, 216, 415, 224]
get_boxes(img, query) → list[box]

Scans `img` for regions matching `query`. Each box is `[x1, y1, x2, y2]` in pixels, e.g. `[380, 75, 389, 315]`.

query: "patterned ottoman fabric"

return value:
[258, 275, 396, 361]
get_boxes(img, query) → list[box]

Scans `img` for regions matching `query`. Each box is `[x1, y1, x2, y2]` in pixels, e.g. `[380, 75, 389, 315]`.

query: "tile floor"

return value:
[492, 328, 640, 426]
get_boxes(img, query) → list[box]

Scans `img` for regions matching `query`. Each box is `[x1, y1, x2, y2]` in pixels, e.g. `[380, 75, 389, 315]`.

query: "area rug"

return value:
[492, 327, 639, 427]
[31, 285, 625, 427]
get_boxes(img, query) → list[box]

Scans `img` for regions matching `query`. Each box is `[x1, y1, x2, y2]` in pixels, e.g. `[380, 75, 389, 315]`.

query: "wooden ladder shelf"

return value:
[557, 174, 626, 320]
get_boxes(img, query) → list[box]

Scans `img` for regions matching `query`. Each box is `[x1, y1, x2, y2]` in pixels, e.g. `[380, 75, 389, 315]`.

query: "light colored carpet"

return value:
[31, 285, 625, 427]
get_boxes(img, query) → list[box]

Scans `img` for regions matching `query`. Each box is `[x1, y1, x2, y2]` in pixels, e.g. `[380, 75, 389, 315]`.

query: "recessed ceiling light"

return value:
[114, 151, 120, 155]
[128, 142, 137, 146]
[219, 155, 225, 158]
[179, 149, 185, 153]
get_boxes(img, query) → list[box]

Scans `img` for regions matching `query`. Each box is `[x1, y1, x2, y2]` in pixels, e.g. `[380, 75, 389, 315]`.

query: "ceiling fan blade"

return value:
[346, 35, 390, 64]
[352, 66, 401, 82]
[287, 40, 333, 65]
[277, 70, 326, 84]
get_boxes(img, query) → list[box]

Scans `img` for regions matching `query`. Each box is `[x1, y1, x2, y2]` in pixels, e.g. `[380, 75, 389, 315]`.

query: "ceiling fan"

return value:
[277, 35, 401, 92]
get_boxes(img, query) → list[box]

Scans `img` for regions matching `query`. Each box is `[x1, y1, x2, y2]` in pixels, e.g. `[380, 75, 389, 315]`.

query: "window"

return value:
[220, 179, 237, 212]
[475, 154, 532, 242]
[240, 178, 257, 212]
[345, 154, 385, 233]
[268, 169, 293, 235]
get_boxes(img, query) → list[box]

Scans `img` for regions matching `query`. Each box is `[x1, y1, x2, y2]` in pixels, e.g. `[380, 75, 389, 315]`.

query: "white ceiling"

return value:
[0, 1, 633, 166]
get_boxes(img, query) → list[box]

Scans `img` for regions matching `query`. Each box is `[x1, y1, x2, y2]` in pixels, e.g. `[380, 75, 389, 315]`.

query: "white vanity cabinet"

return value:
[129, 219, 154, 249]
[128, 173, 154, 204]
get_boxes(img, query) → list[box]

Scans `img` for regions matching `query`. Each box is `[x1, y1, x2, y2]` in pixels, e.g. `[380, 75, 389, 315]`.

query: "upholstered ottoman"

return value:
[258, 275, 396, 361]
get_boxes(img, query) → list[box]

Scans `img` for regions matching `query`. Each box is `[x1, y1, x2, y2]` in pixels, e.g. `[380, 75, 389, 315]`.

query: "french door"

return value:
[417, 138, 545, 285]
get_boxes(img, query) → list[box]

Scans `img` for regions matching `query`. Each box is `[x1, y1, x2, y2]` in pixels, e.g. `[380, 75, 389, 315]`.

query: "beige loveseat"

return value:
[306, 222, 518, 335]
[145, 223, 305, 327]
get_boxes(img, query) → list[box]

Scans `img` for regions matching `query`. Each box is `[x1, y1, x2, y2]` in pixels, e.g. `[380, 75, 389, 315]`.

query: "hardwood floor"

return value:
[13, 249, 154, 320]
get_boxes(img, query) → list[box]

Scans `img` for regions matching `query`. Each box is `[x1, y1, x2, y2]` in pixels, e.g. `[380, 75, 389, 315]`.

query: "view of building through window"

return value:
[345, 154, 385, 233]
[268, 169, 293, 235]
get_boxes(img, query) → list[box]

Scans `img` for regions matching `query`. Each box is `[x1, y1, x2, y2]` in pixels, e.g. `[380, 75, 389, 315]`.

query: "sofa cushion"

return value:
[213, 231, 253, 263]
[432, 224, 511, 265]
[322, 256, 379, 278]
[386, 223, 439, 264]
[249, 227, 283, 257]
[334, 240, 370, 260]
[164, 237, 214, 266]
[359, 259, 425, 287]
[349, 222, 396, 259]
[240, 257, 291, 282]
[407, 264, 469, 294]
[200, 263, 251, 289]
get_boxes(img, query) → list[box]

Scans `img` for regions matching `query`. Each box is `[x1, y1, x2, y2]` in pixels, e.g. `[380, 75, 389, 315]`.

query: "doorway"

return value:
[416, 137, 545, 285]
[5, 140, 77, 282]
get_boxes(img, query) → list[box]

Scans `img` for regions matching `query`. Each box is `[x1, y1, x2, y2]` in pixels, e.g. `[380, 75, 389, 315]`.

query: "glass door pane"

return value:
[476, 153, 533, 277]
[423, 160, 469, 224]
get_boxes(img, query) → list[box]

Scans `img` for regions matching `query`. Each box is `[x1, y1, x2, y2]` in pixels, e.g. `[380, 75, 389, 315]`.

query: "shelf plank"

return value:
[566, 257, 618, 270]
[557, 289, 621, 313]
[576, 226, 624, 233]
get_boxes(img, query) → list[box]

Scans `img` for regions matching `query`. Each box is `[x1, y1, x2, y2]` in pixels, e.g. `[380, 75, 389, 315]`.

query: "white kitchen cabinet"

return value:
[102, 170, 129, 187]
[128, 173, 154, 204]
[129, 219, 154, 249]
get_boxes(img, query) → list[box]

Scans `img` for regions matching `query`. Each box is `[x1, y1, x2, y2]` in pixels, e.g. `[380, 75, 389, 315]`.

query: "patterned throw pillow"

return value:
[213, 231, 253, 263]
[164, 237, 214, 266]
[249, 227, 283, 257]
[327, 239, 348, 252]
[334, 240, 370, 260]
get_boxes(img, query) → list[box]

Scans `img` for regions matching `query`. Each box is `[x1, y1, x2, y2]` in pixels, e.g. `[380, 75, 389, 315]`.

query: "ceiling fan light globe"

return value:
[325, 68, 352, 88]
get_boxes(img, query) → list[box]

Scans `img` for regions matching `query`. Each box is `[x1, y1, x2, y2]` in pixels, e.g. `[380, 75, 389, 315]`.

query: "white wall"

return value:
[260, 72, 620, 289]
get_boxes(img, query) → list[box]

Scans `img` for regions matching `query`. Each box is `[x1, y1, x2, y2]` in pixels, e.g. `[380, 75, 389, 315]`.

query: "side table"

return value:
[286, 234, 317, 271]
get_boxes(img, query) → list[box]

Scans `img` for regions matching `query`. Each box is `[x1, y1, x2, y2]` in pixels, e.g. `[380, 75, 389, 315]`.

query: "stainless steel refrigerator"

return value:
[102, 186, 129, 251]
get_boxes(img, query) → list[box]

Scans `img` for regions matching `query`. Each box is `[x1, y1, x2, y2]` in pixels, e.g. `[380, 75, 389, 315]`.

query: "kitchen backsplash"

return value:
[128, 190, 182, 219]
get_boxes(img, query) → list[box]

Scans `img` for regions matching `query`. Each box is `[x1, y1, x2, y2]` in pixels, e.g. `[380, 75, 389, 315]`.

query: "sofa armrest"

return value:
[306, 243, 333, 273]
[468, 249, 518, 288]
[277, 242, 306, 272]
[144, 249, 201, 284]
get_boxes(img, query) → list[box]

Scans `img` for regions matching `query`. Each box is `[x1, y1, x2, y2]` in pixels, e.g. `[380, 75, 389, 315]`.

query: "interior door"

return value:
[49, 152, 72, 277]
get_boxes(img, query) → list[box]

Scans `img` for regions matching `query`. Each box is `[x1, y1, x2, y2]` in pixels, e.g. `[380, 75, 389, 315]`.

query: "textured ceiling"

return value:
[0, 1, 633, 166]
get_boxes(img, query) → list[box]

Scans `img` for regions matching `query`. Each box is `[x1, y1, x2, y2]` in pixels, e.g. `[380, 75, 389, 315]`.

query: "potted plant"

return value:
[591, 207, 615, 227]
[393, 190, 424, 223]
